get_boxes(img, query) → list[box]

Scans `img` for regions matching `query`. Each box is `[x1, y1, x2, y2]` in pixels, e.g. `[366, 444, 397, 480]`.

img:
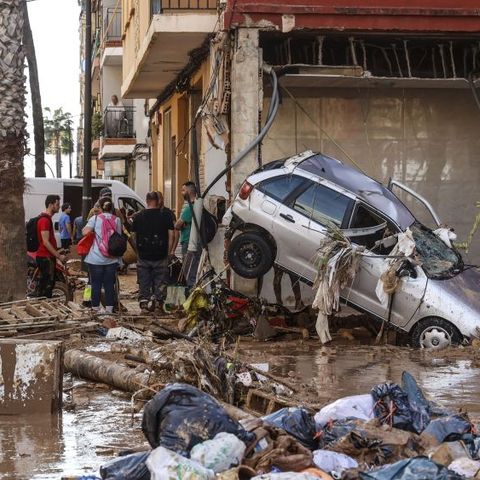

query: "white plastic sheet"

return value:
[314, 393, 375, 428]
[313, 449, 358, 474]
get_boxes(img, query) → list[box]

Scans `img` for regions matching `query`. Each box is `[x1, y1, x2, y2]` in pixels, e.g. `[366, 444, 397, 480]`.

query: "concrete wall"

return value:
[262, 87, 480, 263]
[102, 65, 131, 107]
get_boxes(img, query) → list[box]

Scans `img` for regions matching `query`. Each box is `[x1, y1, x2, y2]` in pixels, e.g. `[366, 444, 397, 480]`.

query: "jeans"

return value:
[137, 258, 168, 303]
[88, 263, 118, 308]
[36, 257, 55, 298]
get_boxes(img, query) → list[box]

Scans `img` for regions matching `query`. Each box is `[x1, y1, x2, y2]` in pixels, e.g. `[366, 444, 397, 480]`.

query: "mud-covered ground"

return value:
[2, 271, 480, 479]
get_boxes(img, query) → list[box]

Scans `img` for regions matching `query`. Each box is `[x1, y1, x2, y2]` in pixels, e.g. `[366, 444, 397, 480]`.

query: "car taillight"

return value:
[239, 181, 254, 200]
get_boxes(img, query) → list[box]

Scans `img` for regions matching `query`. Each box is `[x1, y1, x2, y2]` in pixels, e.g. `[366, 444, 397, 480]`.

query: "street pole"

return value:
[68, 126, 73, 178]
[82, 0, 92, 220]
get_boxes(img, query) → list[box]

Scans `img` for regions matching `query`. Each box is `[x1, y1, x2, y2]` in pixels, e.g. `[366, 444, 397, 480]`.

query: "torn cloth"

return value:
[312, 231, 362, 343]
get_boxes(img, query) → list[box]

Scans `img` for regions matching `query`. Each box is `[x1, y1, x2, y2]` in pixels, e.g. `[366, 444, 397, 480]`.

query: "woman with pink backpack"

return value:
[82, 197, 124, 313]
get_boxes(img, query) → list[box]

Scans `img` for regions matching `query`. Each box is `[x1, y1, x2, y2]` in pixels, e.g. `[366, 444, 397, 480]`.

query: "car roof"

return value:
[287, 151, 416, 230]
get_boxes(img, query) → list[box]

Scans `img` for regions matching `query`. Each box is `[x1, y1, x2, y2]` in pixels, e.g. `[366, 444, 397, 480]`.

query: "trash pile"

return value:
[96, 371, 480, 480]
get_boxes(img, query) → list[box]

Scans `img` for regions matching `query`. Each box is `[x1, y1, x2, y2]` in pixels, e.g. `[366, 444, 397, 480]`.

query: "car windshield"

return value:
[410, 222, 463, 279]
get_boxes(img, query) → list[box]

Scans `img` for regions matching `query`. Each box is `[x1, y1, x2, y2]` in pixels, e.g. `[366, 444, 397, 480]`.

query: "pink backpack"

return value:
[96, 214, 117, 257]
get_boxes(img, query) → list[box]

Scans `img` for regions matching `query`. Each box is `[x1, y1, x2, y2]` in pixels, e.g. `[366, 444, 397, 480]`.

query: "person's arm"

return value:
[66, 220, 73, 239]
[168, 229, 174, 256]
[175, 206, 191, 230]
[170, 230, 180, 255]
[40, 230, 65, 261]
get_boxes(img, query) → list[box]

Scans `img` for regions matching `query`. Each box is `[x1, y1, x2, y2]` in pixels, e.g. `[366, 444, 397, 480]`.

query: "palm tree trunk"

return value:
[22, 0, 45, 178]
[56, 134, 62, 178]
[0, 0, 27, 301]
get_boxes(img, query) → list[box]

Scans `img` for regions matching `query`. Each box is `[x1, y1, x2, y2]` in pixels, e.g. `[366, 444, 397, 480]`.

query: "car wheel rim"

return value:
[420, 326, 451, 349]
[237, 242, 262, 269]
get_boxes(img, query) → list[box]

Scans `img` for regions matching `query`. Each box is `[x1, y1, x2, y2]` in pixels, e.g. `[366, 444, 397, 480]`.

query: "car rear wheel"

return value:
[228, 231, 274, 279]
[411, 317, 462, 349]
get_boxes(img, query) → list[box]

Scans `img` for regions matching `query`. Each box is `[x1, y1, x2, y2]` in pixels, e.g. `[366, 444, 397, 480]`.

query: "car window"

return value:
[118, 197, 144, 213]
[257, 175, 305, 203]
[349, 204, 397, 250]
[292, 183, 350, 227]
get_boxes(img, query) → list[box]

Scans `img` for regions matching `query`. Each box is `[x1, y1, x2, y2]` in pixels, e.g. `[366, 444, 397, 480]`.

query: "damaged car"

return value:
[225, 150, 480, 349]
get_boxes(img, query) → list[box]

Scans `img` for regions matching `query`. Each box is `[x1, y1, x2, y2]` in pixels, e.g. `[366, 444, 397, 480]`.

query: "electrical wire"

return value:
[201, 65, 280, 199]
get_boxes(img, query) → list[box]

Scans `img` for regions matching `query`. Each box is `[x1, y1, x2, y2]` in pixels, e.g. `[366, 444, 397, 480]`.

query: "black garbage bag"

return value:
[400, 372, 431, 432]
[100, 451, 150, 480]
[422, 414, 472, 443]
[371, 382, 417, 433]
[463, 433, 480, 459]
[318, 418, 361, 448]
[359, 456, 464, 480]
[262, 407, 319, 450]
[141, 383, 255, 457]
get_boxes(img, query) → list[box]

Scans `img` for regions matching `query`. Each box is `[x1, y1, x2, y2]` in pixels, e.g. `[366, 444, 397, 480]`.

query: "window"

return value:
[349, 204, 396, 250]
[292, 183, 351, 227]
[258, 175, 305, 203]
[118, 197, 144, 214]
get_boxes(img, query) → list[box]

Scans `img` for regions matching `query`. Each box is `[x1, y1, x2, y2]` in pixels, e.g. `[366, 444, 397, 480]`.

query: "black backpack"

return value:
[200, 208, 218, 245]
[26, 214, 48, 252]
[108, 231, 128, 257]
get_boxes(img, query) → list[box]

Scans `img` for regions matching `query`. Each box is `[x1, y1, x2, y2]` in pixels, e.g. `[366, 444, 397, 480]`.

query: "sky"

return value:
[24, 0, 81, 178]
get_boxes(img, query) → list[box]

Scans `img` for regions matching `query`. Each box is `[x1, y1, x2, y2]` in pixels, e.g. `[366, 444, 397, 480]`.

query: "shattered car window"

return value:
[411, 223, 463, 279]
[257, 175, 305, 203]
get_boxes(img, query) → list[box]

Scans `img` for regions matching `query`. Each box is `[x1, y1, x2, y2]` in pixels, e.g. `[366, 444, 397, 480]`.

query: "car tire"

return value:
[228, 231, 274, 279]
[52, 281, 72, 304]
[411, 317, 462, 349]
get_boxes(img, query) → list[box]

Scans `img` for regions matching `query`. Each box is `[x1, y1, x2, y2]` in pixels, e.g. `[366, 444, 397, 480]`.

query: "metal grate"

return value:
[103, 106, 136, 139]
[151, 0, 216, 15]
[104, 7, 122, 42]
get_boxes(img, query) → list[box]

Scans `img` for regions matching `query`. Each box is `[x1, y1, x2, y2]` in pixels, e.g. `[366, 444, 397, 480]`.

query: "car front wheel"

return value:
[411, 317, 462, 349]
[228, 231, 274, 279]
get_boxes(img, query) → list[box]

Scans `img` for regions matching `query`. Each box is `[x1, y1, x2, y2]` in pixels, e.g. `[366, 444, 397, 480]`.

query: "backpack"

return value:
[96, 214, 127, 258]
[26, 214, 49, 252]
[200, 208, 218, 245]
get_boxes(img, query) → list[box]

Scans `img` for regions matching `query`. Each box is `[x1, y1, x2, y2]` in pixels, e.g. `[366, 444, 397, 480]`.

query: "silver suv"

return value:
[225, 151, 480, 348]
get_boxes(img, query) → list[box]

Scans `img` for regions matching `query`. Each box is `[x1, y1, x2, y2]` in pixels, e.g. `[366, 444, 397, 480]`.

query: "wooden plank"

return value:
[25, 304, 45, 318]
[0, 309, 17, 324]
[10, 306, 32, 321]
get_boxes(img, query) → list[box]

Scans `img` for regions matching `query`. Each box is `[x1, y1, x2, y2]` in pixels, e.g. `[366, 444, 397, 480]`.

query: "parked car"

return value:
[225, 150, 480, 349]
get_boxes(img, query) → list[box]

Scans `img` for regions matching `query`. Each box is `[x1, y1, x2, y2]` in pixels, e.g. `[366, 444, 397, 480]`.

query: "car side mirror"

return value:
[397, 260, 417, 279]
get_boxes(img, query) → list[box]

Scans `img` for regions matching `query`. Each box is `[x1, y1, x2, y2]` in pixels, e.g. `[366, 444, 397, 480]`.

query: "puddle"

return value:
[0, 390, 145, 479]
[240, 341, 480, 418]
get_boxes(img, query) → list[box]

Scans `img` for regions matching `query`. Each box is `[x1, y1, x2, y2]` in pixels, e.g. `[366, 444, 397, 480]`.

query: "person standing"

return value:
[175, 181, 201, 289]
[35, 195, 65, 298]
[59, 203, 73, 250]
[72, 215, 86, 244]
[82, 197, 122, 313]
[131, 192, 174, 312]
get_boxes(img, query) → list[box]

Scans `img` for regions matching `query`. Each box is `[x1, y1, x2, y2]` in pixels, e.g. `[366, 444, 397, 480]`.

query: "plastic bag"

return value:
[318, 418, 361, 448]
[371, 382, 417, 433]
[422, 415, 472, 444]
[400, 372, 431, 432]
[314, 394, 374, 429]
[190, 432, 246, 473]
[263, 408, 319, 450]
[251, 474, 320, 480]
[100, 451, 150, 480]
[359, 456, 464, 479]
[448, 457, 480, 477]
[312, 450, 358, 474]
[142, 383, 255, 456]
[146, 446, 215, 480]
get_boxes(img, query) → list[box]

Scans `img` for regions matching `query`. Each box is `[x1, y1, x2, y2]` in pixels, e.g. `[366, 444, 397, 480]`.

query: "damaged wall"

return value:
[262, 86, 480, 262]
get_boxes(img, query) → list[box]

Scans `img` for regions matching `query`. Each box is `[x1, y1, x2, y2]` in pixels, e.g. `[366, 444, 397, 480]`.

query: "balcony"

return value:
[99, 106, 136, 159]
[102, 7, 123, 67]
[122, 0, 218, 98]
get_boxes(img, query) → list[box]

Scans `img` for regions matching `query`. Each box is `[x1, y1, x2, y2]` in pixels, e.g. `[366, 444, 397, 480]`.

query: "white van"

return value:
[24, 178, 145, 246]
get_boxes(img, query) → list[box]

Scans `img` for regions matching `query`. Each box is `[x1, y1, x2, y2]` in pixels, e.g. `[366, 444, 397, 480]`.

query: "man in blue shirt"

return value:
[59, 203, 73, 250]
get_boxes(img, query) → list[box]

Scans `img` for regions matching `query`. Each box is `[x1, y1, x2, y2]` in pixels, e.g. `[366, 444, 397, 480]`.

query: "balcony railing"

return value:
[103, 7, 122, 43]
[151, 0, 217, 16]
[103, 106, 135, 139]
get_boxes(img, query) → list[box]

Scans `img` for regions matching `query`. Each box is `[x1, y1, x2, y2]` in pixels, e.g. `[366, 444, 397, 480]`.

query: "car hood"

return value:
[429, 266, 480, 311]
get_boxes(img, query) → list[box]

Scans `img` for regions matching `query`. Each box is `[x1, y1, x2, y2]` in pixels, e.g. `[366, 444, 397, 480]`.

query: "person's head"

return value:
[45, 194, 61, 213]
[111, 95, 118, 105]
[181, 181, 197, 201]
[61, 203, 72, 214]
[98, 197, 114, 213]
[99, 187, 112, 198]
[146, 191, 159, 208]
[156, 191, 164, 208]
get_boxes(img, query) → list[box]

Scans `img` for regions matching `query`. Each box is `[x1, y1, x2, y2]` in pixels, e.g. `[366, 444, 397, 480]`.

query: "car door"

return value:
[272, 180, 353, 282]
[345, 202, 427, 325]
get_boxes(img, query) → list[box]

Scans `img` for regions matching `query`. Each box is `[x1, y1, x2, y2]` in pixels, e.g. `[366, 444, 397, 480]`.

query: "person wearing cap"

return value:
[131, 191, 175, 312]
[87, 187, 116, 220]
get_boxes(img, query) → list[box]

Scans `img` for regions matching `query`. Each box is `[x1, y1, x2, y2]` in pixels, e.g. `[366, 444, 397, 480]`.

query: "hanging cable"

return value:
[201, 64, 280, 199]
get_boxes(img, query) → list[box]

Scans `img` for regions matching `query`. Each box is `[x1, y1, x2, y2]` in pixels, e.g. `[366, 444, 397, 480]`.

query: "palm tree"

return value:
[22, 0, 45, 177]
[44, 107, 74, 178]
[0, 0, 27, 301]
